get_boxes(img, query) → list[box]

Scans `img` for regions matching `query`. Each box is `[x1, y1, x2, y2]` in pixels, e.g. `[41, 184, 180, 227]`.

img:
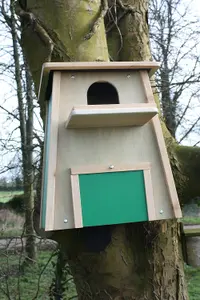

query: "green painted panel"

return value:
[79, 171, 148, 227]
[41, 96, 52, 229]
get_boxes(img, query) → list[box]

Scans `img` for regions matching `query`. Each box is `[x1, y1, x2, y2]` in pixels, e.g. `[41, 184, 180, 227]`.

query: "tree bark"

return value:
[19, 0, 191, 298]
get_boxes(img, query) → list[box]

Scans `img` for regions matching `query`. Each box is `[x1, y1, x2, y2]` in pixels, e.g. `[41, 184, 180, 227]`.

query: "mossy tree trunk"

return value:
[17, 0, 194, 298]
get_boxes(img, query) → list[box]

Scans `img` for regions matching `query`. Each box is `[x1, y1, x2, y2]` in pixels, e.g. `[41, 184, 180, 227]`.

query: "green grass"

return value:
[0, 250, 77, 300]
[0, 191, 23, 203]
[0, 250, 54, 299]
[185, 265, 200, 300]
[182, 217, 200, 225]
[0, 247, 198, 299]
[184, 229, 200, 237]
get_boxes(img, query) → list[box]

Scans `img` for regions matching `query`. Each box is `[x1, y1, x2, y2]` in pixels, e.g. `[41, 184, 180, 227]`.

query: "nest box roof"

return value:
[38, 61, 160, 102]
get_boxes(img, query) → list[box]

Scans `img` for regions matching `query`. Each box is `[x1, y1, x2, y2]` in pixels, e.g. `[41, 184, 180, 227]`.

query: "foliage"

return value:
[0, 191, 23, 204]
[5, 194, 25, 214]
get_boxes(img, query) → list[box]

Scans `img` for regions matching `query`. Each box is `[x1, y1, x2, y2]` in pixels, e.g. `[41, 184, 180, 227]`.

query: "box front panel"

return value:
[52, 71, 177, 230]
[79, 170, 148, 227]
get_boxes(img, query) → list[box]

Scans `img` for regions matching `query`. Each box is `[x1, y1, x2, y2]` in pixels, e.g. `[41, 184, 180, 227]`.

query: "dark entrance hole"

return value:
[87, 82, 119, 105]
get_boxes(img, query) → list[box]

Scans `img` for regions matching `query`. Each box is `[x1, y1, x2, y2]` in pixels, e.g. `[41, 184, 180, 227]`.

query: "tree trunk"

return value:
[19, 0, 190, 298]
[10, 0, 36, 263]
[23, 60, 36, 263]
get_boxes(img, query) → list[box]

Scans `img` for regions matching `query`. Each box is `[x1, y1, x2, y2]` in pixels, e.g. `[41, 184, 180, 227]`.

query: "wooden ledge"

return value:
[65, 104, 158, 129]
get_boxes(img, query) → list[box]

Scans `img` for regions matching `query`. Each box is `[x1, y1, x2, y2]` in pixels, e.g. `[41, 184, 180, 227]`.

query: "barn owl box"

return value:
[38, 62, 182, 231]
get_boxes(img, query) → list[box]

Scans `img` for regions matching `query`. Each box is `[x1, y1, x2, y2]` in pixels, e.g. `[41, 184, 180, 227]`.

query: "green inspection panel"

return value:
[78, 170, 148, 227]
[41, 95, 52, 229]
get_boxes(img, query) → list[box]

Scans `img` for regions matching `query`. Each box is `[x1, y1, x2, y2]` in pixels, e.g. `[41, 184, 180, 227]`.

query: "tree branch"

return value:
[84, 0, 108, 40]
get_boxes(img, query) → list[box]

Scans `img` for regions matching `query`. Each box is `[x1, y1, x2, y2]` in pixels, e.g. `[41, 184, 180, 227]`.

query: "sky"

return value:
[0, 0, 199, 179]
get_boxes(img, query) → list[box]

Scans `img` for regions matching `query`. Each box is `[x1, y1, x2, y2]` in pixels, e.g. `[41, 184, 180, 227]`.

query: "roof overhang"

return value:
[38, 61, 160, 102]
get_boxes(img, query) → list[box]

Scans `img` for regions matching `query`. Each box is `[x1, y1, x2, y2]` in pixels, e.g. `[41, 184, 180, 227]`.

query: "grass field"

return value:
[0, 191, 23, 203]
[182, 217, 200, 225]
[0, 249, 198, 300]
[185, 265, 200, 300]
[0, 191, 200, 299]
[0, 191, 24, 237]
[0, 250, 77, 300]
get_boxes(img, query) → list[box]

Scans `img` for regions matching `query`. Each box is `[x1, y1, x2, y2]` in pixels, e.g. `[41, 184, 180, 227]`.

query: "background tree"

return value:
[149, 0, 200, 141]
[10, 0, 200, 299]
[0, 0, 44, 263]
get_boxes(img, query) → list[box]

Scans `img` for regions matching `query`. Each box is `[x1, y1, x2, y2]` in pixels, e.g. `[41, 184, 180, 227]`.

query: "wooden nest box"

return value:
[39, 61, 182, 231]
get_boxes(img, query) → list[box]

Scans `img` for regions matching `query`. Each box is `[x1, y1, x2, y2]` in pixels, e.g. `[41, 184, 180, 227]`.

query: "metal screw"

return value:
[109, 165, 114, 169]
[127, 74, 131, 78]
[71, 75, 75, 79]
[159, 210, 164, 214]
[64, 219, 68, 223]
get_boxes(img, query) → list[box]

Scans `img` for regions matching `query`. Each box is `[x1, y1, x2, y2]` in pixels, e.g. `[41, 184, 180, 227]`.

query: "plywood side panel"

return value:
[140, 70, 182, 218]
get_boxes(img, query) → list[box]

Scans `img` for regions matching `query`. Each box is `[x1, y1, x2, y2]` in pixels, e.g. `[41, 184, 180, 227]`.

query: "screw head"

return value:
[64, 219, 68, 223]
[160, 210, 164, 214]
[109, 165, 114, 169]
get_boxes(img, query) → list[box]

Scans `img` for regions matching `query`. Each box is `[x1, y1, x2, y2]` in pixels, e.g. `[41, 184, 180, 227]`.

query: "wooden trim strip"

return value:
[143, 169, 156, 221]
[139, 70, 155, 103]
[44, 72, 61, 231]
[140, 70, 182, 218]
[70, 175, 83, 228]
[71, 163, 151, 175]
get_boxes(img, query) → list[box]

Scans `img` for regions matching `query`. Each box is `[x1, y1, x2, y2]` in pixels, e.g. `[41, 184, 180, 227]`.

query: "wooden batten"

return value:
[143, 169, 156, 220]
[71, 163, 151, 175]
[70, 175, 83, 228]
[139, 70, 182, 218]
